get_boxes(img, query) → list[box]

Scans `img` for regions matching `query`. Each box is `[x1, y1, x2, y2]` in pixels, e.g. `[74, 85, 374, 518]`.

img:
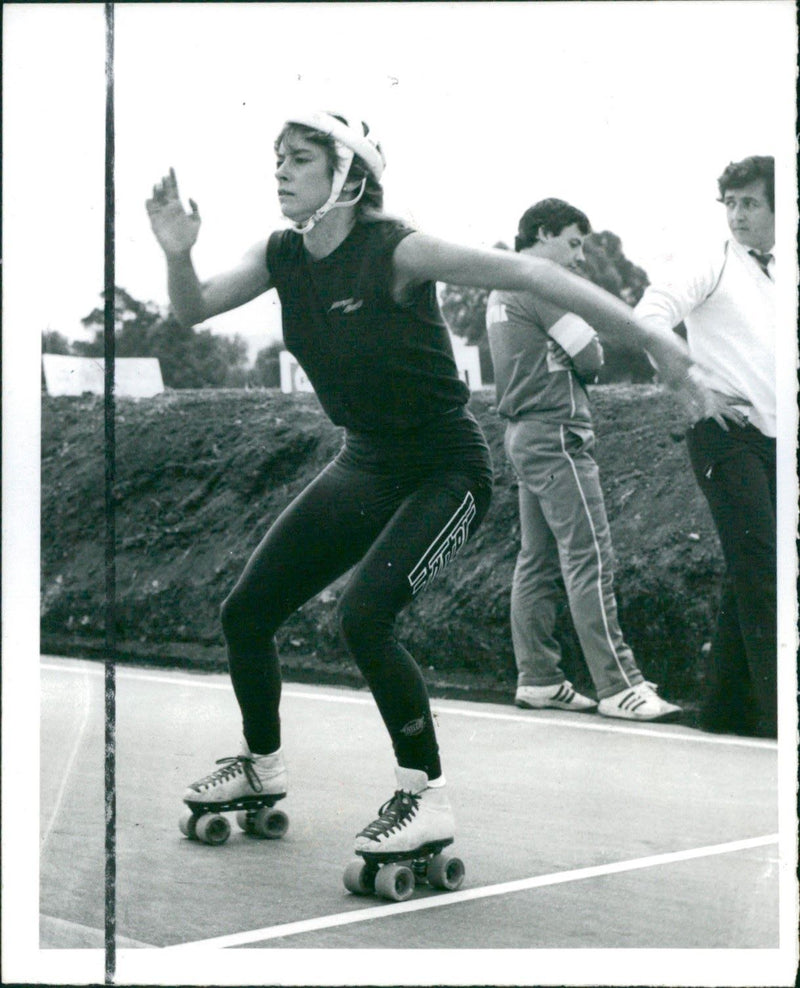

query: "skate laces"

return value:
[191, 756, 263, 793]
[358, 789, 420, 840]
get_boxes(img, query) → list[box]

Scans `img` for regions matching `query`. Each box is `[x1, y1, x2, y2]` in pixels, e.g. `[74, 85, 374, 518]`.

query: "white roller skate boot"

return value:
[344, 766, 464, 900]
[179, 743, 289, 845]
[355, 766, 454, 855]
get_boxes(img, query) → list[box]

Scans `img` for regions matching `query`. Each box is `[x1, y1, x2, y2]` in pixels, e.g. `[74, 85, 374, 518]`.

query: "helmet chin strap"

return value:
[291, 145, 367, 235]
[283, 110, 385, 234]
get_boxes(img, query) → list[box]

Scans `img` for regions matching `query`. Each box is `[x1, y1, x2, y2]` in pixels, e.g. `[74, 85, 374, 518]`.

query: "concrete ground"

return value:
[32, 656, 797, 986]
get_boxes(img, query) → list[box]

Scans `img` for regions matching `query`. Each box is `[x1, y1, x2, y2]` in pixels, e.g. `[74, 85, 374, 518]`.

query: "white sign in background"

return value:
[41, 354, 165, 398]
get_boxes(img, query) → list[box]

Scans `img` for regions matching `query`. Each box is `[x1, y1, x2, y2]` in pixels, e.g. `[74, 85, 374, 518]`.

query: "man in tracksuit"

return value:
[487, 198, 682, 721]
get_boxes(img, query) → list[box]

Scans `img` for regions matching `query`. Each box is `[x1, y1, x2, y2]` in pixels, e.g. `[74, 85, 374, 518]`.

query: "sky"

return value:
[3, 1, 797, 361]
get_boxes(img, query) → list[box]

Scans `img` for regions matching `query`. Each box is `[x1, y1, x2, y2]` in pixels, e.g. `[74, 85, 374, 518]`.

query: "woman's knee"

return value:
[337, 592, 361, 651]
[220, 590, 244, 641]
[338, 589, 390, 657]
[220, 586, 275, 646]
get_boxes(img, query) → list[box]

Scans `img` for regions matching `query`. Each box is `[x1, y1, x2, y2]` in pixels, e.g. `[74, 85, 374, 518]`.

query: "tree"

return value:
[249, 341, 284, 388]
[582, 231, 649, 305]
[439, 241, 509, 384]
[580, 232, 655, 382]
[439, 284, 495, 384]
[77, 286, 251, 388]
[77, 287, 163, 356]
[41, 330, 73, 354]
[41, 329, 74, 392]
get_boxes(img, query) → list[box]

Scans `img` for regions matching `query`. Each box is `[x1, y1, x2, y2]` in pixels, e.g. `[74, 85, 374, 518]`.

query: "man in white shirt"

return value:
[634, 156, 776, 737]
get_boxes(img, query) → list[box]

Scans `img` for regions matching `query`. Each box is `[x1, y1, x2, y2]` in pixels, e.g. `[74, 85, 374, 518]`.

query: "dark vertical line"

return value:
[103, 3, 117, 984]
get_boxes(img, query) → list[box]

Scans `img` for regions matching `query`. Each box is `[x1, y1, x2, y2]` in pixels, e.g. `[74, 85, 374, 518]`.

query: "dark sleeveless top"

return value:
[266, 221, 470, 434]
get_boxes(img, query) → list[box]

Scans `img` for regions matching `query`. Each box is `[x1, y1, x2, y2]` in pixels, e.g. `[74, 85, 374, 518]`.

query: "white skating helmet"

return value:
[282, 110, 385, 233]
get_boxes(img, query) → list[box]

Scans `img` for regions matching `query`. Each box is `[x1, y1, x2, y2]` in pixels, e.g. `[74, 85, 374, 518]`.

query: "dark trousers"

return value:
[686, 420, 776, 737]
[220, 414, 492, 779]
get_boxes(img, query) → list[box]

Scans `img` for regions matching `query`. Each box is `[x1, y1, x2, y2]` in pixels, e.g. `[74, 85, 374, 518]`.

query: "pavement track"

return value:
[34, 656, 798, 985]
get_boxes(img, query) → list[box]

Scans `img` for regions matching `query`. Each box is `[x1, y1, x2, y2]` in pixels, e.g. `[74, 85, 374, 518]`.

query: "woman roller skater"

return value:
[146, 109, 724, 877]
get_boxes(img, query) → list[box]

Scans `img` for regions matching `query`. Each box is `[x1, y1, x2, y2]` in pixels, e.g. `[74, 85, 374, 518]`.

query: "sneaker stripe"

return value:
[598, 683, 680, 721]
[554, 683, 572, 703]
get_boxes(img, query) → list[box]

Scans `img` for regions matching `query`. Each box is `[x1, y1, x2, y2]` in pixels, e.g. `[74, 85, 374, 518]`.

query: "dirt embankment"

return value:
[41, 386, 722, 717]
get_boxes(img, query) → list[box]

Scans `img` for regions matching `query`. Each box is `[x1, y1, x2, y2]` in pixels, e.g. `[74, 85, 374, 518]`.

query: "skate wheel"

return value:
[427, 852, 465, 891]
[236, 810, 255, 834]
[179, 808, 198, 839]
[195, 812, 231, 846]
[375, 863, 415, 902]
[343, 859, 375, 895]
[252, 807, 289, 839]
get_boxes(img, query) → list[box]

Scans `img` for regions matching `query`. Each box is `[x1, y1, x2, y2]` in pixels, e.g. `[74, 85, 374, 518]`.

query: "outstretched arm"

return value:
[394, 234, 684, 373]
[146, 169, 271, 327]
[393, 233, 733, 425]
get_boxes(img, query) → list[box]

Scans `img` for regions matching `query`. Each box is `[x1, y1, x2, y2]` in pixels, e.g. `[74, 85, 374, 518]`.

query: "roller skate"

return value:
[343, 766, 465, 901]
[179, 743, 289, 846]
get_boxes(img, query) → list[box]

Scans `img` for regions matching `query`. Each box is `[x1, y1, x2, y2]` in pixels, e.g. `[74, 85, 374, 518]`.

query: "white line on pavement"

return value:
[40, 658, 777, 749]
[40, 665, 94, 850]
[162, 833, 779, 951]
[39, 913, 154, 949]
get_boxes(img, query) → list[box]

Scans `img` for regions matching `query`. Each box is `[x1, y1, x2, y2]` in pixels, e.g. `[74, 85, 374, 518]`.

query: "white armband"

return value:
[485, 299, 508, 328]
[548, 313, 597, 357]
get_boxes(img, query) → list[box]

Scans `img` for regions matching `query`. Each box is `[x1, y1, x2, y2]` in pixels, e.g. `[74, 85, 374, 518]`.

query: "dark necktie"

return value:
[748, 250, 774, 279]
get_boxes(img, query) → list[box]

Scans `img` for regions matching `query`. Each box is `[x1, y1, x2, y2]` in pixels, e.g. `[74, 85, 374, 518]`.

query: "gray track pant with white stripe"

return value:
[505, 417, 644, 699]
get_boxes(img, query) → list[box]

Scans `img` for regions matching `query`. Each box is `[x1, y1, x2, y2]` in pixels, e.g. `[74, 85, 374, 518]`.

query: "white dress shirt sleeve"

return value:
[634, 249, 725, 332]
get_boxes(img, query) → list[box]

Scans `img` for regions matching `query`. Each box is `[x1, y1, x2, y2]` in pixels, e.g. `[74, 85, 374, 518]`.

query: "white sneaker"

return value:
[354, 766, 454, 856]
[515, 681, 597, 712]
[598, 682, 681, 722]
[183, 744, 288, 807]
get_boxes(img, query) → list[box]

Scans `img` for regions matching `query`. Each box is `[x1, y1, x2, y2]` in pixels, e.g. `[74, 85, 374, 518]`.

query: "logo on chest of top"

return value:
[328, 297, 364, 314]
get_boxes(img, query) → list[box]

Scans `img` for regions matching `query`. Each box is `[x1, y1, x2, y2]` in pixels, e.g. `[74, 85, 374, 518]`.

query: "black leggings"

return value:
[220, 422, 492, 779]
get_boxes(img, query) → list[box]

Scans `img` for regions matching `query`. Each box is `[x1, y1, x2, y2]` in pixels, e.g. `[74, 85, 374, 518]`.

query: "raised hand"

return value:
[146, 168, 201, 255]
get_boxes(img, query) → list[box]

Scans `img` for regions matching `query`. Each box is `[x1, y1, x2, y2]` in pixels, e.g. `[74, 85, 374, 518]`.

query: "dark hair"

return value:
[514, 198, 591, 252]
[274, 117, 385, 216]
[717, 156, 774, 212]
